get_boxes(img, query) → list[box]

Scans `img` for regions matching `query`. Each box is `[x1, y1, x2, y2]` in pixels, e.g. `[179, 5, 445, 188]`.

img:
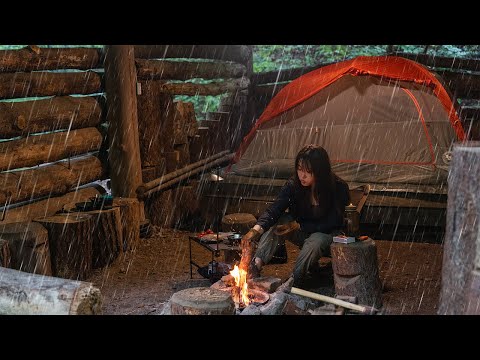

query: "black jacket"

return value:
[256, 177, 351, 234]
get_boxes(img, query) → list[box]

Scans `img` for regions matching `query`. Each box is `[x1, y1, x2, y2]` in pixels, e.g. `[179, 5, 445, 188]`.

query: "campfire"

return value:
[229, 265, 250, 307]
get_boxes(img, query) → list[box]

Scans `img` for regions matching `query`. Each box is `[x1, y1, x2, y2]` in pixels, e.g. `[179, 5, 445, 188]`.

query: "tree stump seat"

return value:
[330, 238, 383, 308]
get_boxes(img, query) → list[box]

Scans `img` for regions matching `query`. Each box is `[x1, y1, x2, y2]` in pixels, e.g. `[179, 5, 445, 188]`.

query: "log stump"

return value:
[331, 238, 383, 308]
[170, 287, 235, 315]
[85, 207, 123, 269]
[112, 197, 140, 252]
[221, 213, 257, 235]
[0, 222, 52, 275]
[0, 239, 11, 268]
[0, 267, 102, 315]
[34, 213, 94, 280]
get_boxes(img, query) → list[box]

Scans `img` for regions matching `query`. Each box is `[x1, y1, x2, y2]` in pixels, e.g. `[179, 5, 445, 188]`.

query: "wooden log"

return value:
[137, 80, 175, 166]
[135, 59, 246, 80]
[0, 222, 52, 275]
[393, 52, 480, 72]
[221, 213, 257, 235]
[0, 96, 103, 139]
[85, 207, 123, 269]
[173, 101, 198, 144]
[144, 189, 174, 228]
[252, 62, 333, 85]
[0, 71, 102, 100]
[439, 141, 480, 315]
[0, 266, 102, 315]
[0, 127, 102, 172]
[134, 45, 251, 65]
[34, 213, 94, 280]
[253, 82, 288, 99]
[0, 186, 101, 225]
[104, 46, 143, 200]
[437, 70, 480, 99]
[0, 155, 105, 206]
[0, 239, 11, 268]
[331, 239, 383, 308]
[160, 78, 249, 96]
[0, 47, 102, 72]
[112, 197, 140, 251]
[142, 162, 166, 183]
[165, 144, 190, 172]
[171, 181, 200, 228]
[170, 287, 235, 315]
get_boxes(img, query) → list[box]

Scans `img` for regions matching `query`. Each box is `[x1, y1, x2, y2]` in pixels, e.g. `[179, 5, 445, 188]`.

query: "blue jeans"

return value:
[254, 214, 333, 282]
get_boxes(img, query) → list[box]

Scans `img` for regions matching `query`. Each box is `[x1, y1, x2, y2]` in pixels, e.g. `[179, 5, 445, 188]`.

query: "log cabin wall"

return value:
[133, 45, 252, 228]
[251, 52, 480, 141]
[0, 46, 106, 223]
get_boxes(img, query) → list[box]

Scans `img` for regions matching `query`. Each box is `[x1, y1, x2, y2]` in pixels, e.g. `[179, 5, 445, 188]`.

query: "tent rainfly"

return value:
[232, 56, 466, 187]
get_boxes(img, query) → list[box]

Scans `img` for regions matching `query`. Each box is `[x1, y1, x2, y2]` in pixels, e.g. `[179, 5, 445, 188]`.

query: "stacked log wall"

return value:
[134, 45, 251, 227]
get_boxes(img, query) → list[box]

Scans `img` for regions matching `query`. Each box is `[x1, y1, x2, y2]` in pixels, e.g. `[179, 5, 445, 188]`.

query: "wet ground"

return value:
[87, 226, 443, 315]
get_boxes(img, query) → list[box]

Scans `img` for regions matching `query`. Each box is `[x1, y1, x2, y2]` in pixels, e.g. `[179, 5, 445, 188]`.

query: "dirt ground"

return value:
[87, 226, 443, 315]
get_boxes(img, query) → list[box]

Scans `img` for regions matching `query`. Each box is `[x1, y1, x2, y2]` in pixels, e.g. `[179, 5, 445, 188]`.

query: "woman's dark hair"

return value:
[294, 144, 338, 215]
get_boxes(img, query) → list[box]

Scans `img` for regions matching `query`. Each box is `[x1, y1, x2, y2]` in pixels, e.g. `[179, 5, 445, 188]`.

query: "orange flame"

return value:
[230, 265, 250, 307]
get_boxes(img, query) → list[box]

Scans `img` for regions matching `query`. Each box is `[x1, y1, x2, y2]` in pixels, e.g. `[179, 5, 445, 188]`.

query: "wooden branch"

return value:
[0, 186, 101, 224]
[0, 127, 103, 172]
[0, 222, 52, 276]
[134, 45, 250, 65]
[393, 52, 480, 72]
[159, 78, 249, 96]
[0, 266, 102, 315]
[0, 71, 102, 99]
[35, 213, 94, 280]
[104, 45, 143, 199]
[0, 47, 102, 72]
[0, 96, 102, 139]
[136, 59, 246, 80]
[0, 155, 105, 205]
[112, 197, 140, 251]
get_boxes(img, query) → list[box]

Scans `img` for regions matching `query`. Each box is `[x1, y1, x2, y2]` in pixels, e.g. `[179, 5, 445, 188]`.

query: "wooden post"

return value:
[104, 46, 143, 201]
[439, 141, 480, 315]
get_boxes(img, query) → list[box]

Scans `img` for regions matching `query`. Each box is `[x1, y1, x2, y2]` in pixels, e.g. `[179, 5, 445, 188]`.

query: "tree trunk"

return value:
[136, 80, 175, 166]
[439, 141, 480, 315]
[85, 207, 123, 269]
[160, 78, 248, 96]
[0, 71, 102, 99]
[0, 155, 105, 205]
[331, 239, 383, 308]
[34, 213, 94, 280]
[0, 266, 102, 315]
[134, 45, 251, 65]
[170, 287, 235, 315]
[112, 197, 140, 252]
[0, 96, 103, 139]
[0, 186, 101, 224]
[0, 239, 11, 268]
[0, 127, 103, 172]
[104, 45, 143, 201]
[0, 47, 102, 72]
[135, 59, 246, 80]
[0, 222, 52, 276]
